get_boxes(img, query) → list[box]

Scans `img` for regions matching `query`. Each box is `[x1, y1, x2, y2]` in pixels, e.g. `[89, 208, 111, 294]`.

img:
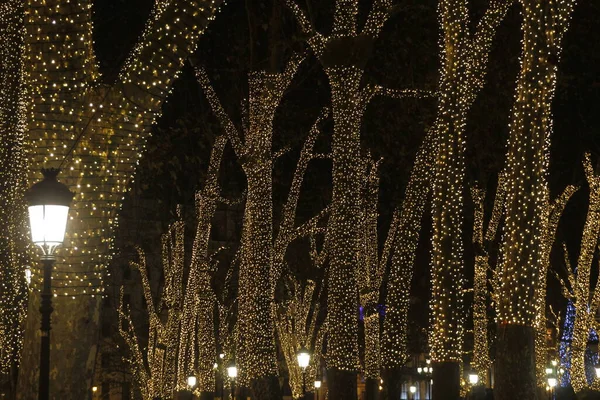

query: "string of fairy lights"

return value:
[0, 0, 28, 379]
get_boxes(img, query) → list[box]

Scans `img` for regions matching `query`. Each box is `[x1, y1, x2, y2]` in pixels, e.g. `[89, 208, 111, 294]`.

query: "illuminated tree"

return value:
[470, 178, 575, 389]
[494, 0, 575, 398]
[554, 154, 600, 393]
[276, 278, 326, 400]
[532, 183, 577, 389]
[0, 0, 28, 397]
[119, 214, 186, 400]
[428, 1, 514, 397]
[17, 0, 223, 397]
[195, 54, 331, 398]
[469, 179, 505, 387]
[378, 1, 512, 397]
[175, 134, 228, 397]
[285, 1, 432, 396]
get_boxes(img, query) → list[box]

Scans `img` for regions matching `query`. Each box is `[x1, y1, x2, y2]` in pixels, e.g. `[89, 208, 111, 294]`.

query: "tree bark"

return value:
[364, 377, 379, 400]
[494, 324, 536, 400]
[431, 362, 460, 400]
[381, 367, 402, 400]
[327, 368, 357, 400]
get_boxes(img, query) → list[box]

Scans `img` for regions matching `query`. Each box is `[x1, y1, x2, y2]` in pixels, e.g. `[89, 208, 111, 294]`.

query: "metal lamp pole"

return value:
[25, 168, 74, 400]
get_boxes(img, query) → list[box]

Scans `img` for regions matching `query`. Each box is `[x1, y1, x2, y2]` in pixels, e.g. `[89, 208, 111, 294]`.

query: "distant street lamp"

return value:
[186, 376, 197, 400]
[227, 359, 237, 400]
[468, 372, 479, 385]
[595, 364, 600, 379]
[25, 168, 74, 400]
[409, 385, 417, 400]
[297, 346, 311, 398]
[314, 380, 321, 400]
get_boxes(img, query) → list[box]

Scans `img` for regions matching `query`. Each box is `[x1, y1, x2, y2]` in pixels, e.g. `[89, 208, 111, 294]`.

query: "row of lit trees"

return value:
[0, 1, 593, 400]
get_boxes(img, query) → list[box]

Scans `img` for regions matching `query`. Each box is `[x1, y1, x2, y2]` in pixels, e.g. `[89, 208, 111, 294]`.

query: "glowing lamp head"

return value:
[92, 386, 97, 392]
[545, 367, 553, 375]
[227, 360, 237, 379]
[595, 364, 600, 378]
[187, 375, 197, 388]
[314, 380, 321, 389]
[25, 169, 74, 256]
[409, 385, 417, 394]
[297, 346, 310, 369]
[547, 377, 557, 388]
[468, 373, 479, 385]
[417, 367, 423, 374]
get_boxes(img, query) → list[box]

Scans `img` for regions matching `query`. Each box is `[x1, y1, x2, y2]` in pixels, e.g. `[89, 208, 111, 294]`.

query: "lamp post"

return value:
[297, 346, 311, 398]
[314, 380, 321, 400]
[227, 360, 237, 400]
[25, 168, 74, 400]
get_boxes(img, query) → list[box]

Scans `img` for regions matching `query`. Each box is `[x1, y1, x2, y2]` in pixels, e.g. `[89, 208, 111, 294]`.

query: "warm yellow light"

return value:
[409, 385, 417, 394]
[297, 347, 310, 369]
[92, 386, 97, 392]
[468, 373, 479, 385]
[187, 376, 197, 388]
[314, 380, 321, 389]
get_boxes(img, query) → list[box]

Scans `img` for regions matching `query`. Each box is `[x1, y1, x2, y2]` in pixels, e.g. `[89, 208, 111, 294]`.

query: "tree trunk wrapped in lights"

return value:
[558, 154, 600, 393]
[119, 210, 186, 400]
[469, 179, 506, 387]
[357, 158, 398, 399]
[494, 1, 575, 398]
[429, 1, 515, 397]
[532, 184, 577, 389]
[18, 1, 223, 397]
[196, 52, 322, 399]
[285, 2, 433, 396]
[378, 2, 512, 396]
[0, 1, 28, 397]
[175, 134, 228, 397]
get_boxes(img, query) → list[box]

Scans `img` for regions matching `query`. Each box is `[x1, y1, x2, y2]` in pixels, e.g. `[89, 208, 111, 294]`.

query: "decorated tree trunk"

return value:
[566, 156, 600, 392]
[495, 1, 575, 398]
[0, 1, 28, 397]
[197, 55, 306, 399]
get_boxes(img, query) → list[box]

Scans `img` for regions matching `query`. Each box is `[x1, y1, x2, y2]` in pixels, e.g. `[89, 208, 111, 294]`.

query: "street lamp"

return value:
[409, 385, 417, 400]
[595, 364, 600, 378]
[314, 380, 321, 400]
[187, 375, 197, 388]
[297, 346, 311, 398]
[25, 168, 74, 400]
[227, 359, 237, 400]
[468, 372, 479, 385]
